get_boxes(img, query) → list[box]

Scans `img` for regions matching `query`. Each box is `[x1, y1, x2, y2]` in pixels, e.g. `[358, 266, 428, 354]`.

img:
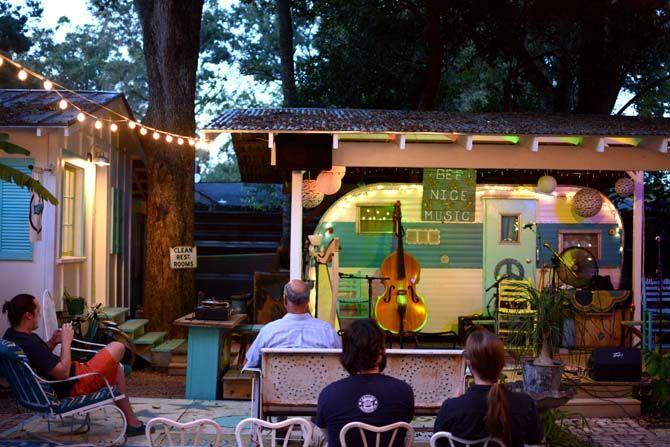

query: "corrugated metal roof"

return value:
[0, 89, 126, 127]
[206, 108, 670, 136]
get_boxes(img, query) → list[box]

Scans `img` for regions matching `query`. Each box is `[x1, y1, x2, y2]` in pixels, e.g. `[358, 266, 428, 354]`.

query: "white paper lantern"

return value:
[537, 175, 557, 194]
[614, 177, 635, 198]
[302, 179, 324, 209]
[331, 165, 346, 178]
[316, 171, 342, 195]
[572, 187, 603, 218]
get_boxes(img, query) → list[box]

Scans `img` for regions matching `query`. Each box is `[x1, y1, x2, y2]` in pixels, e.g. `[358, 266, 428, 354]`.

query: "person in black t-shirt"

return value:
[316, 319, 414, 447]
[434, 329, 544, 447]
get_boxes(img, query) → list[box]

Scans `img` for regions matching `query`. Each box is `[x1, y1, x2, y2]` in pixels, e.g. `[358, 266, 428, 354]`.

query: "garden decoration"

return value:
[614, 177, 635, 198]
[572, 187, 603, 217]
[537, 175, 557, 194]
[301, 179, 324, 209]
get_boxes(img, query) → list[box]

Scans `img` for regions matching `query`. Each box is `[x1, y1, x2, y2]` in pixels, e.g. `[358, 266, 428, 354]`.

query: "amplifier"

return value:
[589, 347, 641, 382]
[194, 305, 230, 321]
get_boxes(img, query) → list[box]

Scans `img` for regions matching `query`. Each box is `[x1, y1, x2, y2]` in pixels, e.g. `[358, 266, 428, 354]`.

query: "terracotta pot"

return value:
[523, 359, 563, 393]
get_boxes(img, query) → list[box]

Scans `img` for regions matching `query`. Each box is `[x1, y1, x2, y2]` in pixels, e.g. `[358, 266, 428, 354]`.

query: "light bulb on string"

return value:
[139, 127, 148, 136]
[177, 138, 184, 146]
[165, 135, 173, 143]
[128, 121, 137, 129]
[110, 123, 118, 132]
[94, 120, 103, 130]
[18, 69, 28, 81]
[152, 131, 160, 140]
[58, 99, 68, 110]
[188, 139, 195, 147]
[0, 58, 3, 67]
[77, 112, 86, 122]
[43, 80, 53, 90]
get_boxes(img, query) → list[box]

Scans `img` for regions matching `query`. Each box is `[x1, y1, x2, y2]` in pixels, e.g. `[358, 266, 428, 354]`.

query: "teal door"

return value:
[483, 199, 537, 315]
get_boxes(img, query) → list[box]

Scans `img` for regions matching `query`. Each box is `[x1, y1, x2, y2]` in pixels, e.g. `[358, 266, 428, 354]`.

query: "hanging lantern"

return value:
[614, 177, 635, 198]
[316, 171, 342, 195]
[537, 175, 557, 194]
[572, 188, 603, 218]
[331, 165, 346, 178]
[302, 179, 324, 209]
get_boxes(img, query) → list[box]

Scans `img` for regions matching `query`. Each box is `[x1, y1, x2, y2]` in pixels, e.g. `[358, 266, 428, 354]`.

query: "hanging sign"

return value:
[170, 246, 197, 269]
[421, 168, 476, 222]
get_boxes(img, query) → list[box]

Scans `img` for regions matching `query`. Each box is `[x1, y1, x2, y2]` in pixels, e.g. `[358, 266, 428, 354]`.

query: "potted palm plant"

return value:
[63, 289, 86, 317]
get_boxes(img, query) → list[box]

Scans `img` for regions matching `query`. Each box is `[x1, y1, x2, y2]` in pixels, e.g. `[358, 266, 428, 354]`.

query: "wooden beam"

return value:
[519, 136, 539, 152]
[332, 134, 339, 149]
[582, 137, 607, 153]
[641, 136, 668, 154]
[399, 134, 406, 150]
[269, 133, 276, 166]
[455, 134, 473, 151]
[36, 128, 42, 137]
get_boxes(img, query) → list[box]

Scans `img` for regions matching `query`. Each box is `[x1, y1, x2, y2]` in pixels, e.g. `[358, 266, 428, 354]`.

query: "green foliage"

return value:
[241, 184, 283, 212]
[644, 349, 670, 416]
[541, 409, 594, 447]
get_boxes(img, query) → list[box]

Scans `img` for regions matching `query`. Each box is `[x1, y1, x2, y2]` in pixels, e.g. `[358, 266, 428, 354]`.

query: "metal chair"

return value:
[235, 417, 313, 447]
[339, 421, 415, 447]
[0, 339, 127, 445]
[146, 417, 224, 447]
[430, 432, 506, 447]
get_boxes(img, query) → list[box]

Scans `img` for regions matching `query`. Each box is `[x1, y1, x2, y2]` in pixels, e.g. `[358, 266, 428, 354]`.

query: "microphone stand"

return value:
[338, 273, 390, 318]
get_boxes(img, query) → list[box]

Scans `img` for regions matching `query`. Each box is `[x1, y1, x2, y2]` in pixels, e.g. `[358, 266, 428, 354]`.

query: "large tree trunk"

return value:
[277, 0, 297, 107]
[134, 0, 204, 333]
[417, 0, 444, 110]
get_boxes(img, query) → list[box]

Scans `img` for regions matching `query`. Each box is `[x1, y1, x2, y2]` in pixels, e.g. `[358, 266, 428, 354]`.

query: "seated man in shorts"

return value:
[2, 294, 146, 436]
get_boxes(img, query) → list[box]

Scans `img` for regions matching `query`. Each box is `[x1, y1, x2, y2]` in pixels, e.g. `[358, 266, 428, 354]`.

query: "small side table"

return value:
[174, 313, 246, 400]
[234, 324, 265, 369]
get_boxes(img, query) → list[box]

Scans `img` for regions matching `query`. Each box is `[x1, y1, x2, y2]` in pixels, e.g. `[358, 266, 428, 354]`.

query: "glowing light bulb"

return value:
[128, 121, 137, 129]
[110, 123, 118, 132]
[94, 120, 103, 130]
[177, 138, 184, 145]
[18, 69, 28, 81]
[0, 58, 3, 67]
[77, 112, 86, 122]
[139, 127, 148, 135]
[165, 135, 173, 143]
[188, 139, 195, 147]
[43, 80, 53, 90]
[58, 99, 68, 110]
[152, 131, 160, 140]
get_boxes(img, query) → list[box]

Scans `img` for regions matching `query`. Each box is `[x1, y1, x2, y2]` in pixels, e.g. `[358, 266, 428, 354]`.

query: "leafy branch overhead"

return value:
[0, 133, 58, 205]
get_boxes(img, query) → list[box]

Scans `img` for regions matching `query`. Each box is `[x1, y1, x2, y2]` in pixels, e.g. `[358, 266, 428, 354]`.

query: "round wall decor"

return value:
[572, 187, 603, 217]
[614, 177, 635, 198]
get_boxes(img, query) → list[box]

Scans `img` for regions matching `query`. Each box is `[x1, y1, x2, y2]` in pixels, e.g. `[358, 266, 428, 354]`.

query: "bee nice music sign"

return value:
[421, 168, 476, 222]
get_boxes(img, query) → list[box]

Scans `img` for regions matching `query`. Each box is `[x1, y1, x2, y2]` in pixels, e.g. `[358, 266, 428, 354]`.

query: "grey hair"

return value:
[284, 280, 310, 305]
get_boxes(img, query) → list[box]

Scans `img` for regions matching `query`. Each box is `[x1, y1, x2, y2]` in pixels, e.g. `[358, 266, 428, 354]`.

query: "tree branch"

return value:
[616, 73, 670, 115]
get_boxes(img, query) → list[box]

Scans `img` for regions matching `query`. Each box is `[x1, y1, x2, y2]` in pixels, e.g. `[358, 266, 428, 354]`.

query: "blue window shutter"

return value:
[0, 158, 33, 261]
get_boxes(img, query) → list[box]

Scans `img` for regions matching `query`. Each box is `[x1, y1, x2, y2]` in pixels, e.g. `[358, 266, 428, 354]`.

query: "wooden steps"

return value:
[133, 331, 167, 360]
[119, 319, 149, 340]
[151, 339, 187, 368]
[221, 367, 253, 400]
[98, 307, 129, 325]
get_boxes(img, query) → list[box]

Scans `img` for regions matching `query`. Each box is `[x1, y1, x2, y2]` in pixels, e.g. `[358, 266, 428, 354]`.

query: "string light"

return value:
[152, 131, 160, 140]
[188, 139, 195, 147]
[58, 99, 68, 110]
[139, 127, 148, 135]
[177, 138, 184, 145]
[43, 80, 53, 90]
[18, 69, 27, 81]
[94, 120, 103, 130]
[165, 135, 173, 143]
[77, 112, 86, 122]
[110, 123, 118, 132]
[128, 121, 137, 129]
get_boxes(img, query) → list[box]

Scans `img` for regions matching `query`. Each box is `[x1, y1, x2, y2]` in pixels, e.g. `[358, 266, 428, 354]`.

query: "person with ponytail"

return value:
[433, 329, 543, 447]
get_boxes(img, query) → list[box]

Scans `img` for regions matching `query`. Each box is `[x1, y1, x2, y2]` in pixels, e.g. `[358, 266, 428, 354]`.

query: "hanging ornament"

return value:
[302, 179, 324, 208]
[614, 177, 635, 198]
[537, 175, 557, 194]
[331, 165, 346, 178]
[316, 171, 342, 195]
[572, 187, 603, 218]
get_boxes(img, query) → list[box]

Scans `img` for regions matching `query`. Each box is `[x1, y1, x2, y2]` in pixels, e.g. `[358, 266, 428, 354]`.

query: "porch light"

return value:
[93, 153, 110, 166]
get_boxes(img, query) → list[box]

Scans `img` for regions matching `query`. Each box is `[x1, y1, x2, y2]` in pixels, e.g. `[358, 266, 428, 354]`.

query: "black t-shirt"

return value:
[434, 384, 543, 447]
[3, 328, 74, 397]
[316, 374, 415, 447]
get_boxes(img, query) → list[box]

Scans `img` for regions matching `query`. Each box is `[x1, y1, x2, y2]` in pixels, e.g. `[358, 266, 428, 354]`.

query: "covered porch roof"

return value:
[203, 108, 670, 174]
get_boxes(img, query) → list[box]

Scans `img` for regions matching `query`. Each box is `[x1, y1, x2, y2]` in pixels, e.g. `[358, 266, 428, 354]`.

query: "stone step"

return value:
[118, 319, 149, 340]
[561, 397, 640, 418]
[151, 339, 187, 368]
[98, 307, 129, 325]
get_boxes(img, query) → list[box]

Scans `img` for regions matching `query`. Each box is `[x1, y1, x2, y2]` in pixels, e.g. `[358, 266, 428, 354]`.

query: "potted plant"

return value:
[512, 283, 570, 394]
[63, 290, 85, 316]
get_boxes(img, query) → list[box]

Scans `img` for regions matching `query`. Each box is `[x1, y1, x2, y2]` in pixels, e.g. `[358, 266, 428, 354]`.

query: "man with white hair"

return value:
[244, 279, 341, 368]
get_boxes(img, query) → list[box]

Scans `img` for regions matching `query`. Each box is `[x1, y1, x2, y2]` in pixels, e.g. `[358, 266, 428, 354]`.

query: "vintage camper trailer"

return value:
[311, 182, 623, 333]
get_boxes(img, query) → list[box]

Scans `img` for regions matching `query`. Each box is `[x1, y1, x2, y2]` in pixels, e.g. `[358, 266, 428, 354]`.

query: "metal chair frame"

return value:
[146, 417, 224, 447]
[339, 421, 415, 447]
[235, 417, 313, 447]
[430, 431, 506, 447]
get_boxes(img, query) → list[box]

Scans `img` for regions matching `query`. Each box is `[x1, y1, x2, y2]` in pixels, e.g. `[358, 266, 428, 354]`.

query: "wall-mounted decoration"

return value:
[421, 168, 476, 222]
[302, 179, 324, 209]
[405, 228, 441, 245]
[572, 188, 603, 218]
[614, 177, 635, 198]
[537, 175, 557, 194]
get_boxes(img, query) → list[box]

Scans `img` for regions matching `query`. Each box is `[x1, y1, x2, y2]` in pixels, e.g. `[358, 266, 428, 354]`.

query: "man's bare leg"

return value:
[104, 342, 141, 427]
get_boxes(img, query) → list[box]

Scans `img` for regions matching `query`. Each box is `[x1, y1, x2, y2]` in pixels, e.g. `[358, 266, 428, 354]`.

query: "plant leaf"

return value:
[0, 133, 9, 142]
[0, 163, 59, 205]
[0, 140, 31, 155]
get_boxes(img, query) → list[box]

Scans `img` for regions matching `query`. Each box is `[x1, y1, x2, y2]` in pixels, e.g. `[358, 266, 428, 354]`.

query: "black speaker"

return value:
[589, 348, 642, 382]
[275, 134, 332, 170]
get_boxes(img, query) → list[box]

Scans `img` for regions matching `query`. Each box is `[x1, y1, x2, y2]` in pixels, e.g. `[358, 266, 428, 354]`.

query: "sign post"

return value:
[170, 246, 197, 269]
[421, 168, 476, 222]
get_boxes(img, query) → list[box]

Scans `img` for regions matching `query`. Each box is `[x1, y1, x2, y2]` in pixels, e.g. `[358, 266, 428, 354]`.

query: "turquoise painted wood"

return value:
[537, 223, 621, 268]
[483, 199, 537, 315]
[185, 326, 223, 400]
[321, 222, 483, 269]
[0, 158, 33, 261]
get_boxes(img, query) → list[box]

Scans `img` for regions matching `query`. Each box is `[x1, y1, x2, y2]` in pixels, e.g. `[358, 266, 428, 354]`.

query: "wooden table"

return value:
[174, 313, 246, 400]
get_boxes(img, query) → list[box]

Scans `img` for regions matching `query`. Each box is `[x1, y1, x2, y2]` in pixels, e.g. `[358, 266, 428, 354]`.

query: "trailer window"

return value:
[357, 205, 395, 234]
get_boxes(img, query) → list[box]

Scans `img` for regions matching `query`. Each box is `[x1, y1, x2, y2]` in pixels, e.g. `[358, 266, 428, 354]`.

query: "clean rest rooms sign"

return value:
[421, 168, 476, 222]
[170, 246, 197, 269]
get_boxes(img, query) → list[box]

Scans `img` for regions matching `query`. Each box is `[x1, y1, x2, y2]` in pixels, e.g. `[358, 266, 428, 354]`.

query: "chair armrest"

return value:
[72, 338, 107, 349]
[72, 347, 99, 355]
[33, 370, 119, 402]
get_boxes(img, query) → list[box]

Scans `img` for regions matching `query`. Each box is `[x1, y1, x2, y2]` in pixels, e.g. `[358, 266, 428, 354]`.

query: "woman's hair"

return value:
[2, 294, 37, 327]
[465, 329, 510, 446]
[340, 319, 387, 375]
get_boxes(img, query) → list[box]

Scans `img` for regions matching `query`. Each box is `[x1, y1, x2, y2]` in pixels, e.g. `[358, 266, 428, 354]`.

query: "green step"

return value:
[118, 319, 149, 339]
[98, 307, 129, 324]
[134, 331, 167, 346]
[151, 338, 186, 353]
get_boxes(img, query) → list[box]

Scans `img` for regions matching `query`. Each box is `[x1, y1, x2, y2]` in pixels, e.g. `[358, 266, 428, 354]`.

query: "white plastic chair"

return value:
[146, 417, 224, 447]
[339, 421, 415, 447]
[235, 417, 313, 447]
[430, 431, 506, 447]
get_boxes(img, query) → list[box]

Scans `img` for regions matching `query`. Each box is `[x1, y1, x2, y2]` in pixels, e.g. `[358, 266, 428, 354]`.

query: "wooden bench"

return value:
[247, 348, 465, 419]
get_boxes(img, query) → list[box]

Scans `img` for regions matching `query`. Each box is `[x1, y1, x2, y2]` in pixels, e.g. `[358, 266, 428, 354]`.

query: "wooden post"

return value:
[290, 170, 304, 280]
[628, 171, 644, 321]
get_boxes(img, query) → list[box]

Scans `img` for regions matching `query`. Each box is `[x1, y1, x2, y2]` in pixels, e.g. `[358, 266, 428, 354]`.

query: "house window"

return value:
[61, 163, 84, 257]
[0, 158, 33, 260]
[357, 205, 395, 234]
[406, 228, 440, 245]
[500, 215, 520, 243]
[559, 230, 601, 259]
